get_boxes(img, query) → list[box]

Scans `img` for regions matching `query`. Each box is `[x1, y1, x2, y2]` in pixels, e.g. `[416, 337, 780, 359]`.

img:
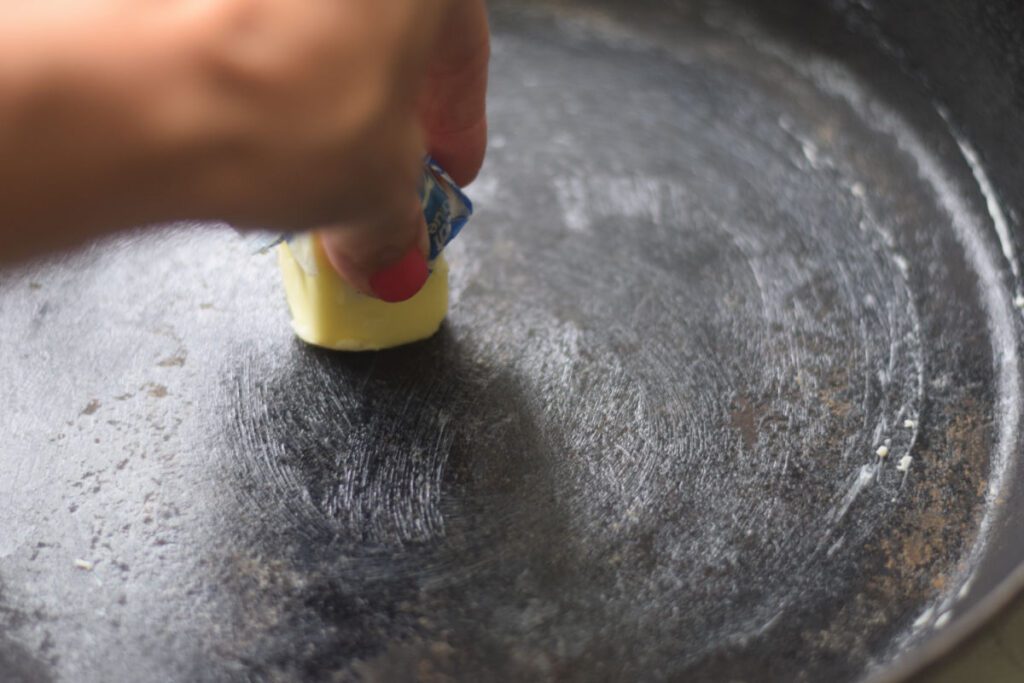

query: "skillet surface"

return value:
[1, 2, 1022, 681]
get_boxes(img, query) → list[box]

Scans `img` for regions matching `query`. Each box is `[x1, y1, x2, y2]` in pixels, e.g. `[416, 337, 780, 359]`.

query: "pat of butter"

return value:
[277, 238, 448, 351]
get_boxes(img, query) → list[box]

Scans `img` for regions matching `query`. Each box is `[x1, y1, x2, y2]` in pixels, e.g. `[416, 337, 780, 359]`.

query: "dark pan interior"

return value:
[1, 1, 1022, 681]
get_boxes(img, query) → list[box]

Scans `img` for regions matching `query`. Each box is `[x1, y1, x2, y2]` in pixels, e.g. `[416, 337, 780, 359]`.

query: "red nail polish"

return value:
[369, 248, 429, 303]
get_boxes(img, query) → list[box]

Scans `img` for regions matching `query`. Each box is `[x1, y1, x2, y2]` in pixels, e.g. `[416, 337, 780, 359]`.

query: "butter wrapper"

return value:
[422, 156, 473, 260]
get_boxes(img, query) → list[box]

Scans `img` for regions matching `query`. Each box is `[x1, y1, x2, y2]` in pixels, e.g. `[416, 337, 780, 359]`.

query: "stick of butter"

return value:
[274, 158, 472, 351]
[278, 239, 449, 351]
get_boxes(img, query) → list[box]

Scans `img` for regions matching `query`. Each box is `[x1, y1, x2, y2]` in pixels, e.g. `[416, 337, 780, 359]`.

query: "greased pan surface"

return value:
[1, 2, 1022, 681]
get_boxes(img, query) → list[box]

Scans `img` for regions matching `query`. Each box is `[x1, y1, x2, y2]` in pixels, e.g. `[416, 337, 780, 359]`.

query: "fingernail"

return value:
[368, 247, 429, 302]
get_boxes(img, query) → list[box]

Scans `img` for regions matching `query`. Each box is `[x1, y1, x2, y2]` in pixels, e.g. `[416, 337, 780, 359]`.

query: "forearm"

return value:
[0, 3, 228, 263]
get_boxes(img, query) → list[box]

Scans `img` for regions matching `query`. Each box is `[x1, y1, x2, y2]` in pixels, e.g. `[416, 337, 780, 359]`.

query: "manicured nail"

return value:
[368, 247, 429, 302]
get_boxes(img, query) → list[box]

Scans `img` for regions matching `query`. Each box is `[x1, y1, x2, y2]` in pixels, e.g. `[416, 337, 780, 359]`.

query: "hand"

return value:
[316, 0, 490, 301]
[0, 0, 489, 283]
[200, 0, 488, 300]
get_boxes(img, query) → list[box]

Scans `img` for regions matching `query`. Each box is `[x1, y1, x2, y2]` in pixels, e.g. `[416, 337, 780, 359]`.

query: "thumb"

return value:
[316, 190, 431, 303]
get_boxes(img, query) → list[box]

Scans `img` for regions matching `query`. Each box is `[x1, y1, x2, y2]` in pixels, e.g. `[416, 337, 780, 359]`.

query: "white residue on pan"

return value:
[951, 129, 1020, 283]
[911, 606, 935, 631]
[768, 39, 1022, 649]
[553, 175, 691, 234]
[801, 140, 824, 169]
[957, 575, 976, 600]
[832, 463, 878, 524]
[754, 608, 786, 636]
[909, 604, 952, 633]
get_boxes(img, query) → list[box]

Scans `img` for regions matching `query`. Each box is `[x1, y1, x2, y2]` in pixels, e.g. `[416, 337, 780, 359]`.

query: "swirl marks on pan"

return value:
[212, 5, 1003, 680]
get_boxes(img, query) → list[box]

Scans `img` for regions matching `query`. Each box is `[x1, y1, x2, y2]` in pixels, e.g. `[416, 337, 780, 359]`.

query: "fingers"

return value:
[419, 0, 490, 187]
[316, 0, 488, 302]
[317, 191, 431, 302]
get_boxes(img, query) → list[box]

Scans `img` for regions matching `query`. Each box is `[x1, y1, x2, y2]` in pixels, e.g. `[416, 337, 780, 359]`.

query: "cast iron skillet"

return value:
[1, 1, 1022, 681]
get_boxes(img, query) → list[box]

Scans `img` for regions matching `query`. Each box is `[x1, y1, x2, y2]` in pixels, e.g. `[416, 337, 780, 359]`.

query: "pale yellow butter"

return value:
[277, 238, 448, 351]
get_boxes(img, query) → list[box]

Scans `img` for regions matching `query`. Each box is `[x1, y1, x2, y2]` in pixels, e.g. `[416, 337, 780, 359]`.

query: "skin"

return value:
[0, 0, 489, 294]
